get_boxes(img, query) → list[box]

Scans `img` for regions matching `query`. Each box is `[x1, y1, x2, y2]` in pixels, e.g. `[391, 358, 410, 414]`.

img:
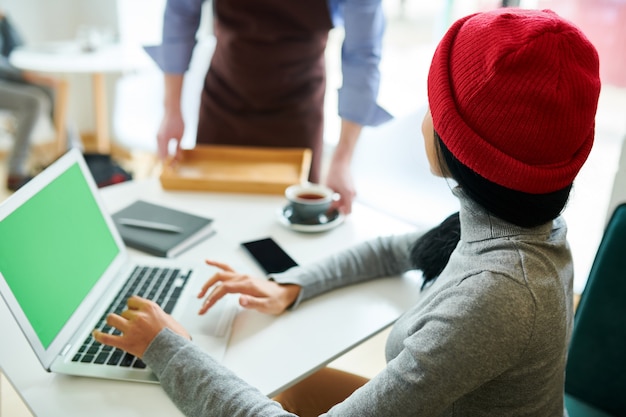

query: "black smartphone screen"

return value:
[241, 237, 299, 274]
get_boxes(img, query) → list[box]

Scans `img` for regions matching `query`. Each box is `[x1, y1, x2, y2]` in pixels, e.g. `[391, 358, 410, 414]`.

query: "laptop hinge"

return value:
[60, 343, 72, 357]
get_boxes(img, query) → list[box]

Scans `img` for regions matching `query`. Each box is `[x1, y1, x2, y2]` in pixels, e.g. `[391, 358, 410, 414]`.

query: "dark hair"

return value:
[410, 131, 573, 289]
[437, 133, 572, 228]
[410, 211, 460, 290]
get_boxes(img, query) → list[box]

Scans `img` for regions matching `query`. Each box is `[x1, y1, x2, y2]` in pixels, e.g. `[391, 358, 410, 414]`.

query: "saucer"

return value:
[277, 204, 345, 233]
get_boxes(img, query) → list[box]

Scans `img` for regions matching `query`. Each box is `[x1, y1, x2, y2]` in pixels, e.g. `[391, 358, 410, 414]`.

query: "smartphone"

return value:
[241, 237, 299, 274]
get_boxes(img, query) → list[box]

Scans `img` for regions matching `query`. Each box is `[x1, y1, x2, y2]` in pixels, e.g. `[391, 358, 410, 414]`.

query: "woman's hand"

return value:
[92, 296, 191, 359]
[199, 260, 301, 315]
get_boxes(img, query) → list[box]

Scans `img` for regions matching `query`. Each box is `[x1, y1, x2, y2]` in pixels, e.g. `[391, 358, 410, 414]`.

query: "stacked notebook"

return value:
[112, 200, 215, 258]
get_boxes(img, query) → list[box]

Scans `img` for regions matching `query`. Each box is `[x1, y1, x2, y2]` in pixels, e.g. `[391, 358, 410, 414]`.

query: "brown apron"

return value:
[196, 0, 333, 182]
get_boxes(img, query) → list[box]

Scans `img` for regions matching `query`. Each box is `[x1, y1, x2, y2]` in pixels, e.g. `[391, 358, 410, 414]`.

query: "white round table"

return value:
[10, 41, 154, 154]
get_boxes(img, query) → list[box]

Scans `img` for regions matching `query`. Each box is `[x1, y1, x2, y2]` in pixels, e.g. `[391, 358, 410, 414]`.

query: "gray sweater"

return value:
[143, 189, 573, 416]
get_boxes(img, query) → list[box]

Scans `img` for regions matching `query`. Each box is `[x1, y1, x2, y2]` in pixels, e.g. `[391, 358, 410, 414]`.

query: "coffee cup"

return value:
[285, 183, 340, 221]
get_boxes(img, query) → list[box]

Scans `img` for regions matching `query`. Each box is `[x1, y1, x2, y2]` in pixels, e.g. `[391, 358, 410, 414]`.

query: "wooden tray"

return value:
[159, 145, 312, 194]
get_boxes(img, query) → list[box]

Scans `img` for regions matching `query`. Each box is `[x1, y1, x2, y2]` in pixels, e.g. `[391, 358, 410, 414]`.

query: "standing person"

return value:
[94, 8, 601, 416]
[147, 0, 392, 215]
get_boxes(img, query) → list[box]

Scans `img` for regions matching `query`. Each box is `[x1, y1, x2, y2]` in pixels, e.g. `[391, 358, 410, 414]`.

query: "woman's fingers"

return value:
[198, 270, 237, 298]
[197, 261, 296, 315]
[205, 259, 234, 272]
[126, 295, 150, 310]
[198, 279, 246, 314]
[92, 295, 191, 359]
[198, 260, 236, 297]
[93, 312, 130, 350]
[198, 276, 262, 314]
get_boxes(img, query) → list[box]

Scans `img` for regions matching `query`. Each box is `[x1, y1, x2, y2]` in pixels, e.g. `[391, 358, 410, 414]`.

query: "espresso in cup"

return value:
[285, 183, 339, 221]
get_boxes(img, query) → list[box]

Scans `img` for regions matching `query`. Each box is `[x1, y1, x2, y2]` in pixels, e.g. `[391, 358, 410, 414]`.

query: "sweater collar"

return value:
[452, 187, 554, 243]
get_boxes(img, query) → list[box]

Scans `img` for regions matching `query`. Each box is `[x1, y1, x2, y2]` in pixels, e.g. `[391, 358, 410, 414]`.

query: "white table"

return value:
[9, 42, 154, 154]
[0, 178, 424, 416]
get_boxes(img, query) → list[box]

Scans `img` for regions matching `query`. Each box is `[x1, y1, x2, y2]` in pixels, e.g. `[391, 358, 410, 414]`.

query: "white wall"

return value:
[2, 0, 117, 43]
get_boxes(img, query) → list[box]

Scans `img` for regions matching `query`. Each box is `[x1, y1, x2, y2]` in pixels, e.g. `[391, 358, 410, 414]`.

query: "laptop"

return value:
[0, 148, 238, 383]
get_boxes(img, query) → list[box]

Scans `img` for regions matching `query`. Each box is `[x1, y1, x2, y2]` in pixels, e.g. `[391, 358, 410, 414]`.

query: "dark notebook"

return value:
[112, 200, 215, 258]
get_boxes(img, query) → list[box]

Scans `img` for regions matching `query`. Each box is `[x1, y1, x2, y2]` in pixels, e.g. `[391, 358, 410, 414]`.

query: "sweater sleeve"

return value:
[144, 328, 296, 417]
[269, 232, 423, 308]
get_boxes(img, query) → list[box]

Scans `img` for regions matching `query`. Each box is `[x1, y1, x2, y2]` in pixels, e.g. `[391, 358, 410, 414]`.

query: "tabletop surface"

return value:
[0, 178, 424, 417]
[9, 41, 154, 74]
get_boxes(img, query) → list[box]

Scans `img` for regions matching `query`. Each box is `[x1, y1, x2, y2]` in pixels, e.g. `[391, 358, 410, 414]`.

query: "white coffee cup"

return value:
[285, 183, 340, 221]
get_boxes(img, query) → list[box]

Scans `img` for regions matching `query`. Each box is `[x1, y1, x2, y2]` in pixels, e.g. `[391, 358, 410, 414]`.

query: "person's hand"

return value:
[325, 119, 361, 215]
[92, 295, 191, 359]
[198, 260, 301, 315]
[325, 158, 356, 215]
[156, 109, 184, 162]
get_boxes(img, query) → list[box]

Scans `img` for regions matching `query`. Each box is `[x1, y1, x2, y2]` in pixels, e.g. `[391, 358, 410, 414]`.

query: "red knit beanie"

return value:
[428, 8, 601, 194]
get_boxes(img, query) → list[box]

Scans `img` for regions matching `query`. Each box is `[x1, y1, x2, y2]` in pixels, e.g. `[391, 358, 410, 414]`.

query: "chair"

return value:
[30, 76, 70, 158]
[564, 203, 626, 417]
[49, 77, 69, 156]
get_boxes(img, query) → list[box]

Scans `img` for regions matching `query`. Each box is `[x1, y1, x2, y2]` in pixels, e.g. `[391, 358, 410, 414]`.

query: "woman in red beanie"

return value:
[94, 8, 601, 417]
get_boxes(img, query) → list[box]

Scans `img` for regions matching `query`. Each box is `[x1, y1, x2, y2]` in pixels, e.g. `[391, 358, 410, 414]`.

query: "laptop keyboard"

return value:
[71, 265, 191, 369]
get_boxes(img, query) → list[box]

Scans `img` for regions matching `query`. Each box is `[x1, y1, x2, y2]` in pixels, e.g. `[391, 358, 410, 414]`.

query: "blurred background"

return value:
[1, 1, 625, 415]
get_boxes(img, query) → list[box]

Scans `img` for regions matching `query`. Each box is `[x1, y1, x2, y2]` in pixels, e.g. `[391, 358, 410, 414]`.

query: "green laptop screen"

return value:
[0, 163, 119, 349]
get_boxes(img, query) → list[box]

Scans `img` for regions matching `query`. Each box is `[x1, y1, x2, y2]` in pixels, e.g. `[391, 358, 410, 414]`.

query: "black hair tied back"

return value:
[410, 212, 461, 290]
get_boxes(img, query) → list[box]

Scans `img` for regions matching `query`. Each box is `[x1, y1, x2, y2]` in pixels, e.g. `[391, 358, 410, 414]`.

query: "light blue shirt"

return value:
[149, 0, 392, 127]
